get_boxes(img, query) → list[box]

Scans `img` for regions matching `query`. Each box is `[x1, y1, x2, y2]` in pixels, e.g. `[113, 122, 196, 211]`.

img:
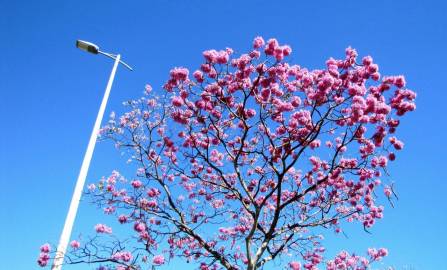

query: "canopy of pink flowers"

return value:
[39, 36, 416, 270]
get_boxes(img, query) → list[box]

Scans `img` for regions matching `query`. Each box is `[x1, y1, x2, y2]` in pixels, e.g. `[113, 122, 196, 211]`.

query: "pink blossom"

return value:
[389, 152, 396, 161]
[383, 75, 406, 88]
[389, 136, 404, 150]
[70, 240, 80, 249]
[87, 183, 96, 191]
[289, 261, 301, 270]
[368, 247, 389, 261]
[37, 243, 51, 267]
[249, 50, 261, 58]
[203, 49, 219, 63]
[309, 139, 321, 149]
[131, 180, 142, 189]
[40, 243, 51, 253]
[172, 96, 183, 107]
[384, 186, 392, 197]
[264, 38, 278, 56]
[253, 36, 265, 49]
[147, 187, 161, 197]
[37, 253, 50, 267]
[118, 215, 128, 224]
[95, 223, 112, 234]
[134, 222, 146, 233]
[216, 50, 229, 64]
[145, 84, 152, 94]
[291, 96, 301, 107]
[170, 67, 189, 81]
[362, 55, 373, 65]
[395, 76, 406, 88]
[378, 248, 389, 257]
[139, 198, 158, 208]
[378, 156, 388, 167]
[153, 255, 165, 265]
[203, 50, 229, 64]
[245, 108, 256, 118]
[112, 251, 133, 262]
[211, 199, 224, 209]
[193, 70, 204, 83]
[282, 45, 292, 56]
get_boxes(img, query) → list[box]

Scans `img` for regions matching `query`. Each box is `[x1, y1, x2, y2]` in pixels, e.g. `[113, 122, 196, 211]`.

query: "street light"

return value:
[75, 40, 99, 54]
[51, 40, 133, 270]
[76, 40, 133, 70]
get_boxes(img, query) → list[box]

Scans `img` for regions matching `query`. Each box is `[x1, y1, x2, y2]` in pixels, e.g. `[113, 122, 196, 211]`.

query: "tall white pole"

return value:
[51, 54, 121, 270]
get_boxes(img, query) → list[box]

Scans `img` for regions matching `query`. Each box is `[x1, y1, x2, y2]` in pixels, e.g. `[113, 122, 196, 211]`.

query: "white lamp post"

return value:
[51, 40, 133, 270]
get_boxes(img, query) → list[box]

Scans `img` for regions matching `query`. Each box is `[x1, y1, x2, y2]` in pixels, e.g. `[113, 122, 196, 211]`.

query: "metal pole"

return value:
[51, 54, 121, 270]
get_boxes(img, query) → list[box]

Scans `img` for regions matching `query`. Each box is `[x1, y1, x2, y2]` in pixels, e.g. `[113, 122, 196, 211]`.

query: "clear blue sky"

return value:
[0, 1, 445, 269]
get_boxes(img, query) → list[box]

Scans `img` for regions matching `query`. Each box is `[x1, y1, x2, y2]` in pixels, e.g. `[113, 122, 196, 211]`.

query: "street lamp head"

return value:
[76, 40, 99, 54]
[75, 39, 133, 71]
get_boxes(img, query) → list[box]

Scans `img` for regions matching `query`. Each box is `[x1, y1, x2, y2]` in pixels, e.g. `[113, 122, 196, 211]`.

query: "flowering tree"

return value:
[39, 37, 416, 270]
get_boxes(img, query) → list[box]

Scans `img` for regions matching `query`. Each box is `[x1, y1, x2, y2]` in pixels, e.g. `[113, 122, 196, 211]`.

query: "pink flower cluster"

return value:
[111, 251, 133, 262]
[368, 247, 388, 261]
[389, 90, 416, 117]
[118, 214, 128, 224]
[263, 38, 292, 61]
[326, 251, 368, 270]
[389, 136, 404, 150]
[384, 186, 392, 197]
[203, 49, 231, 64]
[131, 179, 143, 188]
[133, 222, 146, 233]
[301, 248, 324, 269]
[37, 244, 51, 267]
[325, 248, 388, 270]
[147, 187, 161, 197]
[152, 254, 165, 265]
[252, 36, 265, 49]
[170, 67, 189, 81]
[289, 261, 301, 270]
[211, 199, 224, 209]
[164, 67, 190, 91]
[95, 223, 112, 234]
[139, 198, 158, 208]
[371, 156, 388, 168]
[70, 240, 80, 249]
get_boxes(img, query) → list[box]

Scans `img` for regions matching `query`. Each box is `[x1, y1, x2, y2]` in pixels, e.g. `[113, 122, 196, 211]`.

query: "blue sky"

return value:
[0, 0, 446, 269]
